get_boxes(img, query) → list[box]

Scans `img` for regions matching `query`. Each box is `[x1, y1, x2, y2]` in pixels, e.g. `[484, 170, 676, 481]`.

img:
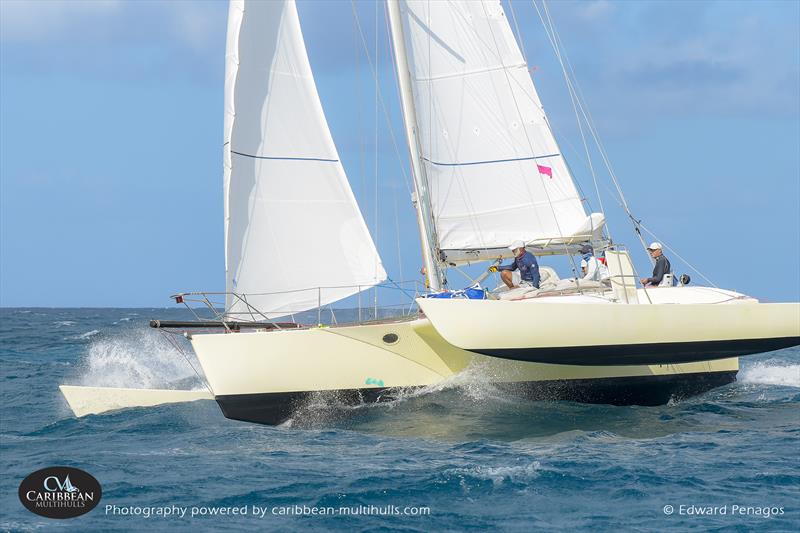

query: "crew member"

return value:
[578, 244, 609, 282]
[640, 242, 672, 287]
[489, 240, 540, 289]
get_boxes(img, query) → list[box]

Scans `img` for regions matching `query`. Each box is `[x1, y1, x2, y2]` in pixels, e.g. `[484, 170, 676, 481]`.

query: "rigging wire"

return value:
[529, 0, 657, 300]
[477, 1, 583, 279]
[419, 2, 589, 281]
[507, 2, 598, 219]
[508, 0, 603, 267]
[354, 7, 367, 241]
[508, 0, 528, 65]
[350, 0, 413, 198]
[636, 221, 719, 287]
[529, 0, 621, 286]
[394, 194, 405, 285]
[532, 0, 653, 262]
[374, 0, 380, 316]
[422, 3, 542, 263]
[532, 1, 609, 241]
[384, 1, 446, 289]
[532, 0, 718, 291]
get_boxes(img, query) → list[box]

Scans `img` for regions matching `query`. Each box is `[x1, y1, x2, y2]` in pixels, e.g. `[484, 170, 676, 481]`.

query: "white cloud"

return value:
[0, 0, 223, 52]
[164, 2, 224, 53]
[0, 0, 123, 42]
[575, 0, 614, 21]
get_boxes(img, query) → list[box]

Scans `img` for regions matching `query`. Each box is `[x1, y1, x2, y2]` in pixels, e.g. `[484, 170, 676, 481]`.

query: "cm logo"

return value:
[19, 466, 102, 519]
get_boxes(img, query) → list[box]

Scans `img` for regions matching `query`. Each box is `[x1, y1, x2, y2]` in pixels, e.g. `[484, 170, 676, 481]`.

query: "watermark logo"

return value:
[19, 466, 102, 519]
[663, 504, 786, 519]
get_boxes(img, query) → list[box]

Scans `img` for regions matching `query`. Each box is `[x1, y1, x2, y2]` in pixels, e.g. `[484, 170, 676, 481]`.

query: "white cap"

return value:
[580, 259, 588, 268]
[509, 240, 525, 251]
[647, 242, 662, 250]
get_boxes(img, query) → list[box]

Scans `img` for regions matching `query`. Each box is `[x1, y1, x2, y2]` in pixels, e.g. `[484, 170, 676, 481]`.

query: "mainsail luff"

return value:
[387, 0, 442, 290]
[223, 0, 386, 318]
[394, 0, 604, 259]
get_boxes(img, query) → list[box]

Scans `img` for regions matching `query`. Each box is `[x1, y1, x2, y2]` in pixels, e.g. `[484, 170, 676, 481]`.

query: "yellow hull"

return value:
[189, 317, 740, 424]
[417, 293, 800, 365]
[58, 385, 213, 418]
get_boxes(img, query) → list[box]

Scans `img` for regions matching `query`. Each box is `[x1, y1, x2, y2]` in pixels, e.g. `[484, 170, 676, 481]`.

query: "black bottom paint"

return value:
[473, 337, 800, 366]
[215, 370, 738, 426]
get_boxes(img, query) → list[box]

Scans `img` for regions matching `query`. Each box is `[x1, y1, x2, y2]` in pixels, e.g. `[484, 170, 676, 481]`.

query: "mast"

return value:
[386, 0, 442, 291]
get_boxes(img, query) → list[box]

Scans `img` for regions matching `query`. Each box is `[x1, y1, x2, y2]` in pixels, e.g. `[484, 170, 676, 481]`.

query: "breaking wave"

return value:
[67, 329, 100, 340]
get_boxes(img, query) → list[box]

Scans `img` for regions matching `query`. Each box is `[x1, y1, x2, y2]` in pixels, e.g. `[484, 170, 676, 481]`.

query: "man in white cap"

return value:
[640, 242, 672, 287]
[489, 240, 540, 289]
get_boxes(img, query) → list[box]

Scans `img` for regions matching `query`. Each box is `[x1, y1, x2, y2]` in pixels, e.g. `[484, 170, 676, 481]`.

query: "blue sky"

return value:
[1, 0, 798, 307]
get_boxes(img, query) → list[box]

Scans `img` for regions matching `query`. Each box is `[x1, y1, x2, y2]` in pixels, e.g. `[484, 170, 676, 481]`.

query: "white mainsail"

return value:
[224, 0, 386, 318]
[396, 0, 604, 261]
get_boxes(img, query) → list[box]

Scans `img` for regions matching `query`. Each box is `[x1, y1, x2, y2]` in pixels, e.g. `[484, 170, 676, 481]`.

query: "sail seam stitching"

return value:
[411, 62, 528, 82]
[231, 150, 339, 163]
[421, 153, 559, 167]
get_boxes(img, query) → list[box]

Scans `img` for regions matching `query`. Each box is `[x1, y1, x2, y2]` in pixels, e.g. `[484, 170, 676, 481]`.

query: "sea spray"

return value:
[76, 326, 205, 390]
[287, 359, 518, 427]
[740, 361, 800, 387]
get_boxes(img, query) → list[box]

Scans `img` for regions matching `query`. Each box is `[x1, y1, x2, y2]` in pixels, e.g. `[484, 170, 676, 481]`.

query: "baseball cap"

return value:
[647, 242, 662, 250]
[508, 240, 525, 251]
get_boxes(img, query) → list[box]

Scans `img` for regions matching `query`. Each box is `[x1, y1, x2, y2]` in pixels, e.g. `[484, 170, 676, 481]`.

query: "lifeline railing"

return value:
[156, 279, 427, 332]
[153, 248, 656, 333]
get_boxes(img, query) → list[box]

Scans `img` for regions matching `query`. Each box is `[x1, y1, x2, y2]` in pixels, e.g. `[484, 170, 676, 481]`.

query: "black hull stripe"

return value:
[470, 337, 800, 366]
[215, 370, 738, 426]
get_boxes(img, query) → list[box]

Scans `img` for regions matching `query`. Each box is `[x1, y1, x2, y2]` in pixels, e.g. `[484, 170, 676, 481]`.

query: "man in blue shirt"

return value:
[490, 240, 540, 289]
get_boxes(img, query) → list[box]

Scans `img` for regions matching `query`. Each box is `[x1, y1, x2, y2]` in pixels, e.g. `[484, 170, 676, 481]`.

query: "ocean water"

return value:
[1, 308, 798, 531]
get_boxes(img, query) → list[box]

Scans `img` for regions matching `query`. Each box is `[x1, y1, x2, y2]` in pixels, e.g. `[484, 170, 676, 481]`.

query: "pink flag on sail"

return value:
[536, 164, 553, 178]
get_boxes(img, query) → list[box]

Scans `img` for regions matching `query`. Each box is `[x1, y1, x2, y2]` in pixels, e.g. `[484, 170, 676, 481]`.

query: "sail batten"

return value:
[396, 0, 604, 255]
[224, 0, 385, 318]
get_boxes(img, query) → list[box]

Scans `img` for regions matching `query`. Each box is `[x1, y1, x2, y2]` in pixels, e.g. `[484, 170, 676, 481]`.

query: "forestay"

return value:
[223, 0, 385, 318]
[397, 0, 604, 260]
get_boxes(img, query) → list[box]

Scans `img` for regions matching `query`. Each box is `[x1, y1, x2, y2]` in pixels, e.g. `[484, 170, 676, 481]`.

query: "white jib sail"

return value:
[397, 0, 603, 258]
[224, 0, 386, 318]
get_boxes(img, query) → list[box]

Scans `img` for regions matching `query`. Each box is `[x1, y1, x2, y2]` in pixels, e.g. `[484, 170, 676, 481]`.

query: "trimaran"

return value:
[60, 0, 800, 425]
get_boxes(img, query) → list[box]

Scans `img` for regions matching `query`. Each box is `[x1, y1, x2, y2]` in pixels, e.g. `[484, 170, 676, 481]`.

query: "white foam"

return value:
[454, 461, 541, 486]
[289, 361, 511, 425]
[68, 330, 100, 340]
[75, 327, 204, 390]
[393, 359, 514, 404]
[740, 363, 800, 388]
[54, 320, 76, 327]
